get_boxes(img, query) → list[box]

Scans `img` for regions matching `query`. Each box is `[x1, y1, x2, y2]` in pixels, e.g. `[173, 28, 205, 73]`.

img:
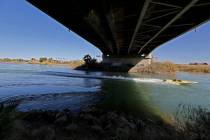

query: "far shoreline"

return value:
[0, 58, 84, 69]
[0, 58, 210, 74]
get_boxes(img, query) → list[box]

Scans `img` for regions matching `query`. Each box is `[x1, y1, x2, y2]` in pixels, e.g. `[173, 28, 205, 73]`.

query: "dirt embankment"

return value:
[129, 62, 177, 74]
[176, 64, 210, 73]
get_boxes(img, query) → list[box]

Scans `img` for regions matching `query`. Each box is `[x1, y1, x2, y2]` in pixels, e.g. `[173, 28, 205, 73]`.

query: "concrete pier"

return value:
[102, 54, 153, 72]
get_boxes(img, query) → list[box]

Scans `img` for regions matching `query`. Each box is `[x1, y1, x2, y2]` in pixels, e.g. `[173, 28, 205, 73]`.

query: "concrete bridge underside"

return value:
[27, 0, 210, 68]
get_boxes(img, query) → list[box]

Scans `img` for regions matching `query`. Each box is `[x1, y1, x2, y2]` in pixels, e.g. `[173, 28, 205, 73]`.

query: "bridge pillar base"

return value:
[102, 54, 152, 72]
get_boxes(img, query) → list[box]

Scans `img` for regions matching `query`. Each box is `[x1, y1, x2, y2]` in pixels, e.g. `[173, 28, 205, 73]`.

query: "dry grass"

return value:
[131, 61, 210, 74]
[174, 105, 210, 140]
[151, 61, 178, 73]
[0, 58, 84, 68]
[176, 64, 210, 73]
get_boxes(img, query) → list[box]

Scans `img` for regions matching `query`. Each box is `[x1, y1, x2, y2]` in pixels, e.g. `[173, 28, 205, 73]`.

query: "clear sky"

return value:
[0, 0, 210, 63]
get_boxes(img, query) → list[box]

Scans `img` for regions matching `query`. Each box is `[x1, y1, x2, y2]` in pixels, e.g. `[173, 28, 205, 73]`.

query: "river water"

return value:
[0, 63, 210, 117]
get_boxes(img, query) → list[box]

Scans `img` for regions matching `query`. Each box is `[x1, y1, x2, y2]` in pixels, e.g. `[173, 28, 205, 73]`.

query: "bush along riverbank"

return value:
[0, 102, 210, 140]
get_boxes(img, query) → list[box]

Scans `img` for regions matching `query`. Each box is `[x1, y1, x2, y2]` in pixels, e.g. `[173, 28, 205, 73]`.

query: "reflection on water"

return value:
[0, 63, 210, 117]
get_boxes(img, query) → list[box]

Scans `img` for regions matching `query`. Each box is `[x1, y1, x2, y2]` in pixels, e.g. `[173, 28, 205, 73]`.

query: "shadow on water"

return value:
[98, 79, 165, 120]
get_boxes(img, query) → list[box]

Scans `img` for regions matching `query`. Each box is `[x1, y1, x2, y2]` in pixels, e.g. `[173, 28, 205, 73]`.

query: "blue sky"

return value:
[0, 0, 210, 63]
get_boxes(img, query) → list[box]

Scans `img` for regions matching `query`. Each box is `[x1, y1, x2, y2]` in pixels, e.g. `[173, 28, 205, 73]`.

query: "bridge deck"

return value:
[27, 0, 210, 56]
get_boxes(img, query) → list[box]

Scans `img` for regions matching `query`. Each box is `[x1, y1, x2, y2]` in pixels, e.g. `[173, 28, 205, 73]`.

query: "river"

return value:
[0, 63, 210, 117]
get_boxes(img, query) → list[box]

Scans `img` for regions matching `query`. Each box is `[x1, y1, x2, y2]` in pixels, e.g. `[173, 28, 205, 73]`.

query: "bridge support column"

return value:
[102, 54, 152, 72]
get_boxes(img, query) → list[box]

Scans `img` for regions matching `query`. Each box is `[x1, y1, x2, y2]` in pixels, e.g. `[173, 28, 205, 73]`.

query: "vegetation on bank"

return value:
[0, 58, 25, 63]
[176, 64, 210, 73]
[28, 57, 84, 68]
[0, 103, 210, 140]
[131, 61, 210, 74]
[1, 57, 210, 73]
[0, 58, 84, 68]
[75, 55, 105, 71]
[76, 55, 133, 72]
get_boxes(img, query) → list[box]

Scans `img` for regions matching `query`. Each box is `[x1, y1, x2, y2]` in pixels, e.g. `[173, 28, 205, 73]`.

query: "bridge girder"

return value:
[27, 0, 210, 56]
